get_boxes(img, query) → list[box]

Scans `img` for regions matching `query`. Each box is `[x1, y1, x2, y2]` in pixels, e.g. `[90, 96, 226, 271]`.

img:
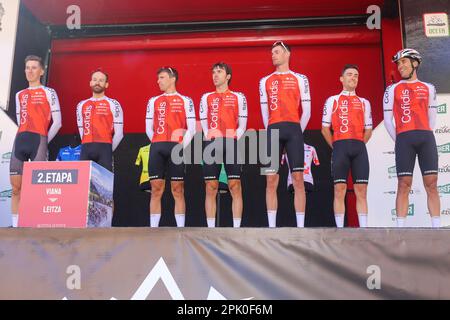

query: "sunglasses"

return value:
[162, 66, 174, 76]
[273, 41, 289, 52]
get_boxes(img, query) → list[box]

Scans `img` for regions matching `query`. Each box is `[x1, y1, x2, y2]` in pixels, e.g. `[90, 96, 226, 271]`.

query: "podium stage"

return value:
[0, 227, 448, 299]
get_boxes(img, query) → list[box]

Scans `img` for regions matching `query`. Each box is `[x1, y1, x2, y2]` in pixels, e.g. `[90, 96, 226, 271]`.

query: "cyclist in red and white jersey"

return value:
[76, 69, 124, 172]
[283, 144, 320, 194]
[259, 41, 311, 227]
[322, 64, 373, 228]
[145, 67, 196, 227]
[10, 55, 62, 227]
[199, 62, 247, 228]
[383, 49, 440, 228]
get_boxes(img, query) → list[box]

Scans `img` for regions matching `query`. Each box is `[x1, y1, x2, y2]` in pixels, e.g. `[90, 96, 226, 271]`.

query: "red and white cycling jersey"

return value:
[322, 91, 372, 142]
[16, 86, 61, 136]
[259, 70, 311, 128]
[146, 92, 195, 143]
[284, 144, 320, 186]
[76, 96, 123, 144]
[383, 80, 437, 135]
[199, 90, 247, 139]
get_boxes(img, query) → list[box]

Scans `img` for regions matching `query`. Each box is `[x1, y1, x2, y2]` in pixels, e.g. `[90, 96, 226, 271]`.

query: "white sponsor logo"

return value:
[156, 101, 166, 134]
[210, 97, 220, 129]
[400, 89, 411, 123]
[269, 80, 279, 111]
[20, 94, 29, 125]
[83, 105, 92, 135]
[63, 257, 254, 300]
[339, 99, 349, 133]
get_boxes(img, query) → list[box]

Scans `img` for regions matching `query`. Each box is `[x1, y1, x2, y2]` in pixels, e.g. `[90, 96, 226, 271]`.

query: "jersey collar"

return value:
[273, 70, 292, 75]
[399, 79, 420, 84]
[28, 85, 44, 90]
[215, 89, 231, 94]
[89, 96, 108, 101]
[163, 92, 178, 96]
[340, 90, 356, 96]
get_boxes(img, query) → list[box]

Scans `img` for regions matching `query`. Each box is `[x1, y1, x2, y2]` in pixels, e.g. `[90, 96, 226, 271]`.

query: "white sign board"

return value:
[0, 0, 20, 111]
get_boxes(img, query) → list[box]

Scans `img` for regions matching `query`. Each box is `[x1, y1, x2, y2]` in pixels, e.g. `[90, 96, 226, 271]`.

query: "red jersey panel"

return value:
[146, 93, 195, 143]
[16, 86, 60, 136]
[259, 71, 310, 126]
[392, 82, 432, 134]
[76, 97, 123, 144]
[322, 91, 372, 142]
[199, 90, 247, 139]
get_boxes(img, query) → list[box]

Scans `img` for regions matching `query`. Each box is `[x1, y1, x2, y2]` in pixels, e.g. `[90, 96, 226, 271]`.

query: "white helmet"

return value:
[392, 48, 422, 64]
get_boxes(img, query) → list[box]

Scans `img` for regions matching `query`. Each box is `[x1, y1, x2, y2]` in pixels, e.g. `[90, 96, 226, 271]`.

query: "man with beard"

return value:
[76, 69, 124, 171]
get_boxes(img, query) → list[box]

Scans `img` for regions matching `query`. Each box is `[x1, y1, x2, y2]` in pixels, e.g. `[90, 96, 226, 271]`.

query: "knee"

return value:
[228, 181, 242, 196]
[398, 179, 412, 193]
[205, 182, 218, 197]
[266, 176, 278, 192]
[291, 174, 304, 190]
[334, 184, 347, 199]
[354, 185, 367, 199]
[151, 184, 164, 198]
[424, 177, 438, 193]
[171, 184, 184, 198]
[11, 185, 21, 196]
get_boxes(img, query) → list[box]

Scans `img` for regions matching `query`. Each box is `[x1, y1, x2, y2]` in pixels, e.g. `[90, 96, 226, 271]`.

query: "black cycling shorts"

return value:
[203, 138, 242, 180]
[264, 122, 304, 175]
[148, 142, 185, 181]
[331, 139, 369, 184]
[395, 130, 438, 177]
[10, 132, 48, 175]
[80, 142, 113, 172]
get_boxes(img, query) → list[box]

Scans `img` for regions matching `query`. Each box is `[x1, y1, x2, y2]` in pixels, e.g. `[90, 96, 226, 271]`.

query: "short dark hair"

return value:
[212, 62, 232, 85]
[272, 41, 291, 53]
[24, 55, 45, 69]
[157, 67, 178, 83]
[341, 64, 359, 75]
[91, 68, 109, 82]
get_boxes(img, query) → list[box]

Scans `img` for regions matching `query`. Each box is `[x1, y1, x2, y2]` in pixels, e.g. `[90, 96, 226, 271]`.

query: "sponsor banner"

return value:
[18, 161, 113, 228]
[0, 0, 20, 111]
[0, 108, 16, 226]
[0, 228, 448, 299]
[423, 12, 449, 37]
[367, 94, 450, 227]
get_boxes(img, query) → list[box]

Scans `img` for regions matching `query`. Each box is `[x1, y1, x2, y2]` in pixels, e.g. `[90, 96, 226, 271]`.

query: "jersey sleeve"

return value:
[426, 83, 438, 129]
[298, 74, 311, 132]
[110, 99, 124, 151]
[383, 84, 396, 141]
[183, 97, 197, 149]
[321, 96, 334, 128]
[15, 92, 20, 125]
[45, 88, 62, 143]
[363, 98, 373, 130]
[259, 76, 269, 129]
[199, 93, 209, 138]
[145, 97, 155, 142]
[76, 101, 84, 139]
[236, 92, 248, 140]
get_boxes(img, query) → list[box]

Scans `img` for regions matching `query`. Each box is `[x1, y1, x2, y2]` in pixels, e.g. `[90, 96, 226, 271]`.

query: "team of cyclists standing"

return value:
[9, 42, 441, 229]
